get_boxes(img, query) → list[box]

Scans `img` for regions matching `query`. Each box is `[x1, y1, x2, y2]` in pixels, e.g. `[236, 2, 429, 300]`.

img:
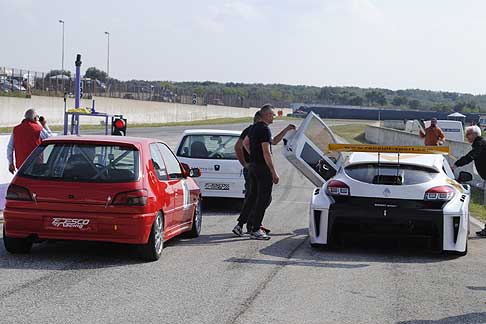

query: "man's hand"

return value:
[286, 124, 296, 131]
[271, 171, 279, 184]
[451, 164, 457, 171]
[9, 164, 16, 174]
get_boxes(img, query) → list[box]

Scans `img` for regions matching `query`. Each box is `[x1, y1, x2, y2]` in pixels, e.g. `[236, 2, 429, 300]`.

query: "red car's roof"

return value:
[43, 135, 163, 146]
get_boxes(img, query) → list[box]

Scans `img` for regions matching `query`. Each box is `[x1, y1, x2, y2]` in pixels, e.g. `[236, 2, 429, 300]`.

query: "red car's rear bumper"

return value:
[4, 208, 155, 244]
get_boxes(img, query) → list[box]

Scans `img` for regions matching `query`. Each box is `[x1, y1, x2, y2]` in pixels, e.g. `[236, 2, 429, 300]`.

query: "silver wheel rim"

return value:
[195, 201, 202, 232]
[154, 213, 163, 254]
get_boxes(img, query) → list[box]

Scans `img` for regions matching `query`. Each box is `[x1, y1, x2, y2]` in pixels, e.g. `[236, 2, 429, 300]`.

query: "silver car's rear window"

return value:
[19, 143, 139, 183]
[344, 163, 439, 185]
[177, 134, 239, 160]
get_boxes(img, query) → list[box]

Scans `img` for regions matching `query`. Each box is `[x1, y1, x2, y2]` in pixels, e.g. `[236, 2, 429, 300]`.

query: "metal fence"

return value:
[0, 66, 289, 108]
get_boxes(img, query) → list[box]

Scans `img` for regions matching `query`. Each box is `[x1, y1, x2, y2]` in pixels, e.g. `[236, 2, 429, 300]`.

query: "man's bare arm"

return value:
[234, 139, 247, 168]
[243, 136, 250, 153]
[271, 124, 296, 145]
[262, 142, 279, 184]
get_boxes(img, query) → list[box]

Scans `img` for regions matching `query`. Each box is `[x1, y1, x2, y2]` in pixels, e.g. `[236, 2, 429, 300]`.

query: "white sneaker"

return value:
[249, 229, 270, 240]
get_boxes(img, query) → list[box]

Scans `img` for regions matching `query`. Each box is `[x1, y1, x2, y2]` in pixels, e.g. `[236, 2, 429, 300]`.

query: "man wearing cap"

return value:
[7, 109, 51, 174]
[419, 118, 446, 146]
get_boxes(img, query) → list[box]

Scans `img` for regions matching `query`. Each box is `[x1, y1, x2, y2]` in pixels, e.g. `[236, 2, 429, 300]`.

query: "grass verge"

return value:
[470, 187, 486, 223]
[0, 116, 300, 133]
[330, 124, 368, 144]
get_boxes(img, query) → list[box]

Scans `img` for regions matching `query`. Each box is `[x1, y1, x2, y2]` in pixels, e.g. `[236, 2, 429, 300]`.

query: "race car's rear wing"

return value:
[328, 144, 450, 155]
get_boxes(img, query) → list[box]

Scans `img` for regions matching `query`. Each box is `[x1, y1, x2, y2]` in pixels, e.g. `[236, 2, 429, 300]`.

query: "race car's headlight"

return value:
[424, 186, 455, 201]
[327, 180, 350, 196]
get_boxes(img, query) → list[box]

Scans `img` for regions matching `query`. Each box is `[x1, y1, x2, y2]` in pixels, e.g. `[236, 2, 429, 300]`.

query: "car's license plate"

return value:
[205, 183, 230, 190]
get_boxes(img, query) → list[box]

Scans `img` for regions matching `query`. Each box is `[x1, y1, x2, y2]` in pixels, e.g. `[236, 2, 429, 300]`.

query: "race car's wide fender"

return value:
[309, 187, 333, 244]
[442, 193, 469, 253]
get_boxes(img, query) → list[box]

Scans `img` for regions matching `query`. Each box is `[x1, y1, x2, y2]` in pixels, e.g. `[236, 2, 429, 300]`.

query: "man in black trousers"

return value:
[236, 104, 295, 240]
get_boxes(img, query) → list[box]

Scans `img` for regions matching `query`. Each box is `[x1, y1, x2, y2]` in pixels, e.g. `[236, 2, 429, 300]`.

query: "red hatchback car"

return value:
[3, 136, 202, 261]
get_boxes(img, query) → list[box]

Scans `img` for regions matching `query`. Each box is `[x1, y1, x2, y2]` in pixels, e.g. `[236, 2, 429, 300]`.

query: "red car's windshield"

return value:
[19, 143, 140, 183]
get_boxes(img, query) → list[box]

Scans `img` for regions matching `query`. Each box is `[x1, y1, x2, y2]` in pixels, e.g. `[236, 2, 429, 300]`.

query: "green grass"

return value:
[470, 187, 486, 223]
[0, 91, 29, 98]
[330, 124, 368, 144]
[0, 116, 299, 134]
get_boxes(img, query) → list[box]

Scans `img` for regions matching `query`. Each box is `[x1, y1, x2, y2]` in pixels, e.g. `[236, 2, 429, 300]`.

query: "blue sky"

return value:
[1, 0, 485, 94]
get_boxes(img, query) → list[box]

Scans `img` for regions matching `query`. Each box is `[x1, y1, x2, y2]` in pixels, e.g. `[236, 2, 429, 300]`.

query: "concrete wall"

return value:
[383, 120, 406, 130]
[0, 95, 292, 127]
[365, 125, 481, 183]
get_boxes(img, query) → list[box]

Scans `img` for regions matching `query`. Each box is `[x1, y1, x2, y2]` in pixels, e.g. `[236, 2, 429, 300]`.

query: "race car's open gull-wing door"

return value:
[282, 112, 343, 187]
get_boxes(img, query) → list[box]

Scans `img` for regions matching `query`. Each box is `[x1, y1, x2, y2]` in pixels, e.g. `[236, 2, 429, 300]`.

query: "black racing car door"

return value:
[282, 111, 343, 187]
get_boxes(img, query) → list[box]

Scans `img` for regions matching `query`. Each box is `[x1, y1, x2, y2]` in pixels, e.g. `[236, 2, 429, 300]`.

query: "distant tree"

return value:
[392, 96, 408, 106]
[365, 91, 386, 106]
[84, 67, 108, 81]
[45, 69, 71, 78]
[453, 102, 466, 113]
[348, 96, 364, 106]
[408, 99, 420, 110]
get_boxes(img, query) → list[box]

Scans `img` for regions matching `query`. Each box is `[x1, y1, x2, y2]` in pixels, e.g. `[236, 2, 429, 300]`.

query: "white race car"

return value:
[283, 112, 472, 255]
[176, 129, 245, 199]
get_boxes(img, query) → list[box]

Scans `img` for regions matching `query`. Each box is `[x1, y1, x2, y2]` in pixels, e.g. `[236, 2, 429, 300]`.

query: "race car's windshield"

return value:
[19, 143, 139, 183]
[344, 163, 439, 185]
[177, 134, 239, 160]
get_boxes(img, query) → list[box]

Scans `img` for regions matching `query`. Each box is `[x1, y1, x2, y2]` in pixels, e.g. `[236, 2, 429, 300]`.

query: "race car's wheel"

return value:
[139, 212, 164, 261]
[187, 199, 202, 238]
[310, 242, 327, 249]
[3, 227, 32, 254]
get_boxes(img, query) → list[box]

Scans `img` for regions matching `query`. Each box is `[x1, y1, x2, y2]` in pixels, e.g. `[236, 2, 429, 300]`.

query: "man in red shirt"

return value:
[7, 109, 51, 174]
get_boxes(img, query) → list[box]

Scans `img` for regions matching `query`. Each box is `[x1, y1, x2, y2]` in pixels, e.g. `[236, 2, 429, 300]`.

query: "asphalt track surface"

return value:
[1, 120, 486, 324]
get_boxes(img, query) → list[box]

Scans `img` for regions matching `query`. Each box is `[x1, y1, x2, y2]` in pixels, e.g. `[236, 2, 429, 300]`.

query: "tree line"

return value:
[45, 68, 486, 113]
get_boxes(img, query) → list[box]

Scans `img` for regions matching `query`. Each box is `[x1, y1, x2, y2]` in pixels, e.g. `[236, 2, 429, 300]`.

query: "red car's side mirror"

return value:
[181, 163, 190, 178]
[180, 163, 201, 178]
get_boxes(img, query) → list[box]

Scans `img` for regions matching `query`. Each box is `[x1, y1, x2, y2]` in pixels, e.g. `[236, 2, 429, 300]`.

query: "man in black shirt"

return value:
[236, 104, 295, 240]
[233, 112, 261, 236]
[452, 125, 486, 236]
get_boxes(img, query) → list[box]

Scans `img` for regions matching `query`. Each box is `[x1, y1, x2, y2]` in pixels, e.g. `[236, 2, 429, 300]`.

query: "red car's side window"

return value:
[149, 143, 168, 181]
[157, 143, 183, 180]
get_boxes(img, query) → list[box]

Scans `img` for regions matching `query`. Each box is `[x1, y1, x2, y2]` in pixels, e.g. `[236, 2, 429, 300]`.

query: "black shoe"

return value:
[476, 228, 486, 237]
[260, 226, 271, 234]
[232, 224, 243, 237]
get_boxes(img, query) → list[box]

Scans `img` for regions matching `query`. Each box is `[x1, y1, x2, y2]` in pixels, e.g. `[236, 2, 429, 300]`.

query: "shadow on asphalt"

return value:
[396, 312, 486, 324]
[0, 240, 146, 270]
[201, 197, 242, 214]
[167, 232, 294, 247]
[222, 228, 459, 269]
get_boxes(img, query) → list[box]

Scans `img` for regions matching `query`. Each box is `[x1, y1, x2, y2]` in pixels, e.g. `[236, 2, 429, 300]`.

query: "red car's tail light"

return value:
[327, 180, 350, 196]
[424, 186, 455, 201]
[6, 184, 32, 201]
[112, 189, 148, 206]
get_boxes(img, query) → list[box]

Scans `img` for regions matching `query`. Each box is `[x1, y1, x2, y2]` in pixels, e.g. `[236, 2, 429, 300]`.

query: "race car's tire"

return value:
[139, 212, 164, 261]
[310, 242, 327, 249]
[444, 241, 468, 257]
[3, 227, 32, 254]
[187, 199, 202, 238]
